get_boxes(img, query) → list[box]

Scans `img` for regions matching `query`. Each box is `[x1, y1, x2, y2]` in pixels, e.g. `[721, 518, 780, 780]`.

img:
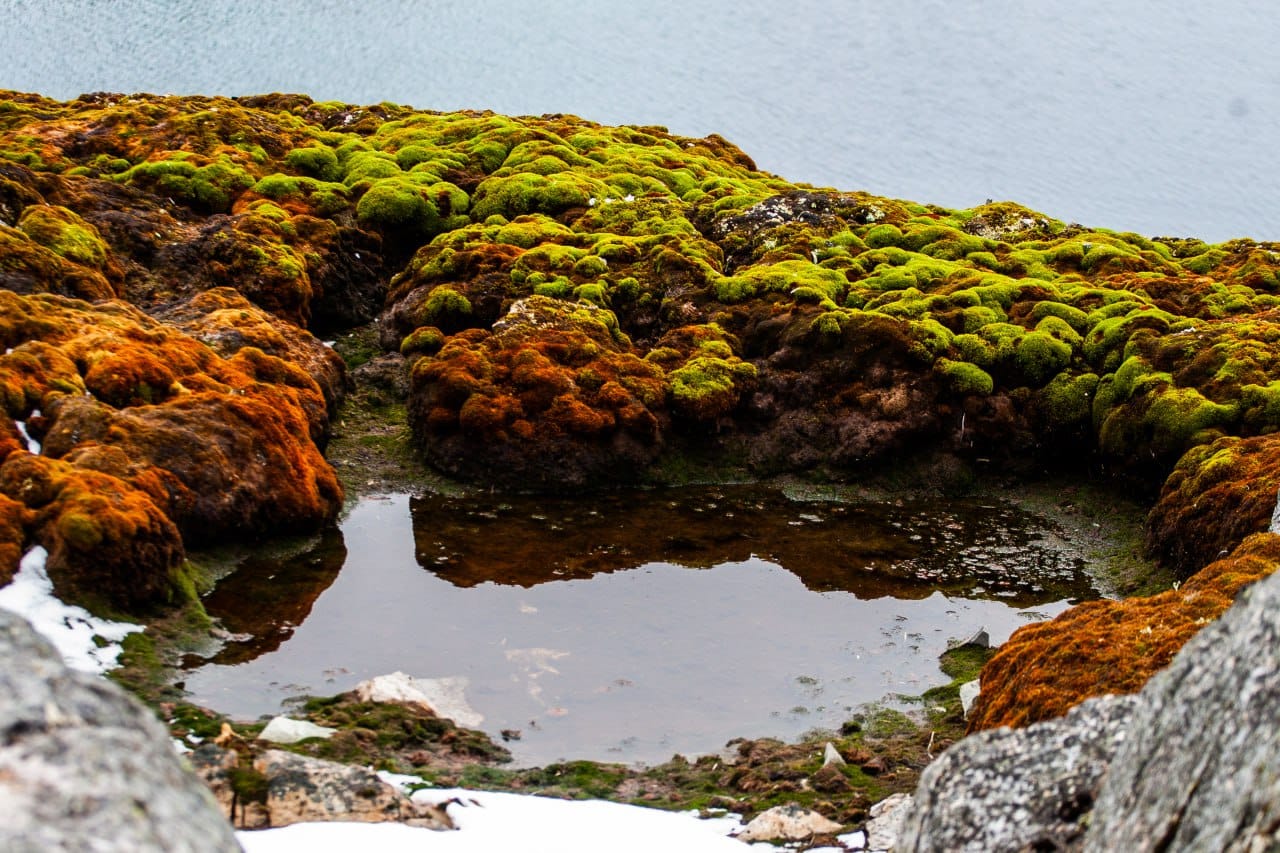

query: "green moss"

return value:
[953, 333, 996, 367]
[355, 179, 444, 235]
[1034, 314, 1084, 349]
[935, 358, 994, 395]
[17, 205, 110, 269]
[56, 512, 102, 550]
[669, 356, 757, 419]
[119, 154, 254, 213]
[284, 145, 341, 181]
[420, 286, 473, 327]
[1029, 300, 1091, 334]
[1038, 371, 1099, 428]
[864, 223, 905, 249]
[1014, 330, 1073, 386]
[400, 326, 446, 356]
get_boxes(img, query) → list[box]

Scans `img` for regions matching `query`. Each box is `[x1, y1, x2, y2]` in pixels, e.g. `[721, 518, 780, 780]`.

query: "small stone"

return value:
[865, 793, 912, 851]
[822, 741, 846, 766]
[947, 626, 990, 650]
[959, 680, 981, 719]
[257, 716, 337, 744]
[735, 803, 843, 842]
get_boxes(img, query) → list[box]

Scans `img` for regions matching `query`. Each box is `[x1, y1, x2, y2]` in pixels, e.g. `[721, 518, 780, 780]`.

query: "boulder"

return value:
[897, 695, 1137, 851]
[0, 608, 239, 852]
[899, 547, 1280, 851]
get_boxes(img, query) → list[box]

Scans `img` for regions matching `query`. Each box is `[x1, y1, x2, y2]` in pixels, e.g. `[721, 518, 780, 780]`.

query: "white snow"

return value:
[14, 410, 40, 454]
[237, 785, 762, 853]
[0, 547, 142, 673]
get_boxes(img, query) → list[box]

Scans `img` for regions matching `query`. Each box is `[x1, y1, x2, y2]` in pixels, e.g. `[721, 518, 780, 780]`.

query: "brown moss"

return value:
[0, 453, 184, 613]
[0, 491, 30, 586]
[968, 533, 1280, 732]
[1146, 433, 1280, 577]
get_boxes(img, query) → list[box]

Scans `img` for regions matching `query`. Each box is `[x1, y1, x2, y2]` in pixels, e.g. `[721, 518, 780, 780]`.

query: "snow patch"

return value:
[238, 785, 755, 852]
[0, 547, 142, 673]
[14, 419, 39, 455]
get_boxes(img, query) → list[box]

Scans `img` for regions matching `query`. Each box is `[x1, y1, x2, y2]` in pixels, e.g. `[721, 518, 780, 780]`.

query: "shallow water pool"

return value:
[183, 484, 1103, 766]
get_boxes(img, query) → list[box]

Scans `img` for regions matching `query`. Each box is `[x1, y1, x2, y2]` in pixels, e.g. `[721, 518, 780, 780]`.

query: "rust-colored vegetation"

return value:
[1, 86, 1279, 720]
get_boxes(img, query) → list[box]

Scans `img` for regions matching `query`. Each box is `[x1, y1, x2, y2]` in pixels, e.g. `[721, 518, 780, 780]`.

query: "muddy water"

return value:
[183, 485, 1103, 766]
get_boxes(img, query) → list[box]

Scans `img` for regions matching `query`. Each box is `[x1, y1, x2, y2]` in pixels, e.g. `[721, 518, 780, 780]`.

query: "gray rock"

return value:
[0, 608, 240, 853]
[1082, 568, 1280, 851]
[823, 741, 846, 766]
[1270, 487, 1280, 534]
[865, 792, 913, 851]
[897, 694, 1137, 852]
[899, 559, 1280, 853]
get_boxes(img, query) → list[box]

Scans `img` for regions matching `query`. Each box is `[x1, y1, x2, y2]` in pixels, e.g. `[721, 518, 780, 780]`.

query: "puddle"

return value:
[182, 485, 1105, 766]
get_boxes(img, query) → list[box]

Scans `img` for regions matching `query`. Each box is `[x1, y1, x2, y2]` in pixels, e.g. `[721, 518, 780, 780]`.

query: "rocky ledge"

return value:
[2, 89, 1280, 845]
[900, 534, 1280, 851]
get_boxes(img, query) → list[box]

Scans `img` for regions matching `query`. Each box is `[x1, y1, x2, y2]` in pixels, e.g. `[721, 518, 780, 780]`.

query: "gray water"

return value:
[3, 1, 1277, 242]
[183, 488, 1099, 766]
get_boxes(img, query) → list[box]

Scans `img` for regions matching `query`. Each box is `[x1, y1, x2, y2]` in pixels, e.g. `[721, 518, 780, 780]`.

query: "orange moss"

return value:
[968, 533, 1280, 732]
[0, 290, 342, 551]
[0, 491, 30, 586]
[0, 453, 184, 612]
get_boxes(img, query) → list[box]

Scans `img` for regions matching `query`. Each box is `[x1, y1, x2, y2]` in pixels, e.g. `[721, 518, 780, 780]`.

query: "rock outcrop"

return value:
[899, 547, 1280, 852]
[4, 87, 1280, 703]
[0, 608, 239, 852]
[967, 532, 1280, 730]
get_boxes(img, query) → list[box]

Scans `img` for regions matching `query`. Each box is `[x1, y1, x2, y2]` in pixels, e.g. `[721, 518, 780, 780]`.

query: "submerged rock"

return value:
[0, 608, 238, 852]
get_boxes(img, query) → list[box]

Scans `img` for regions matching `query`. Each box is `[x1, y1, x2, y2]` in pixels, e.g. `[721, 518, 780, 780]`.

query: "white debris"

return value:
[865, 792, 913, 851]
[823, 742, 846, 766]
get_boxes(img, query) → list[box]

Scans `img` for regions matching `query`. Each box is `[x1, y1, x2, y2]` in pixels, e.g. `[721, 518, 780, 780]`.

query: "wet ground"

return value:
[182, 484, 1109, 766]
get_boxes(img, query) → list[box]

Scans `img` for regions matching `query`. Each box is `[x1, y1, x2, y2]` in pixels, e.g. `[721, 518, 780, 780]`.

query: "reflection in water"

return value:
[185, 487, 1099, 766]
[410, 486, 1093, 605]
[199, 528, 347, 664]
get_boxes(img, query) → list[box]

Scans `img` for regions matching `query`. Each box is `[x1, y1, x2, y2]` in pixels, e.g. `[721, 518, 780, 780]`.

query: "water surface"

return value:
[2, 0, 1276, 240]
[184, 485, 1099, 766]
